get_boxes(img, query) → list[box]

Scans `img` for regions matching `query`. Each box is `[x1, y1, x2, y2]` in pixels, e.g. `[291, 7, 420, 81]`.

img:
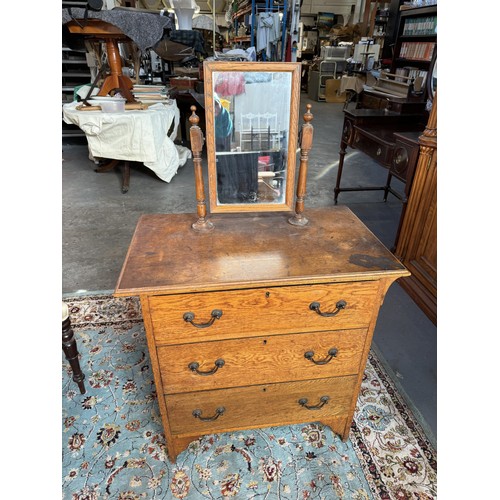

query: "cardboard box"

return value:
[325, 78, 347, 103]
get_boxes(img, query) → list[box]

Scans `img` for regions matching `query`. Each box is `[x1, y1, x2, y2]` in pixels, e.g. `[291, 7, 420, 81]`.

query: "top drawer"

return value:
[148, 281, 379, 345]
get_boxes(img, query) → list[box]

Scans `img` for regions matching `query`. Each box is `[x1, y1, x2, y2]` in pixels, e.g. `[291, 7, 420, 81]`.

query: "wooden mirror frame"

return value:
[203, 61, 302, 214]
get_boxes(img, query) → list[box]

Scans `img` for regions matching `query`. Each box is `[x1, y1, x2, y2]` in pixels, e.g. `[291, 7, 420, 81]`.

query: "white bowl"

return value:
[89, 98, 126, 113]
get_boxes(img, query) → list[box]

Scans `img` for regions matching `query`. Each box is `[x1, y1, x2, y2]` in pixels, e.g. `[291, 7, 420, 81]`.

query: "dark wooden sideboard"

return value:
[334, 96, 427, 249]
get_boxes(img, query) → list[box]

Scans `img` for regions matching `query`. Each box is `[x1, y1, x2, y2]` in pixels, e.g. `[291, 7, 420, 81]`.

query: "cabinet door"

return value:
[404, 151, 437, 290]
[396, 147, 437, 323]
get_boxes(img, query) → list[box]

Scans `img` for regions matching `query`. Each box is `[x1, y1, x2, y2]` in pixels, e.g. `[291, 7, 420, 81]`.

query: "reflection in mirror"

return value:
[214, 71, 290, 205]
[430, 58, 437, 97]
[426, 54, 437, 103]
[204, 62, 301, 213]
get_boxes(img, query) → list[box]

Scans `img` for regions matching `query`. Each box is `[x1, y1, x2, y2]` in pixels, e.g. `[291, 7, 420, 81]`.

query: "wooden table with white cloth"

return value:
[62, 100, 191, 191]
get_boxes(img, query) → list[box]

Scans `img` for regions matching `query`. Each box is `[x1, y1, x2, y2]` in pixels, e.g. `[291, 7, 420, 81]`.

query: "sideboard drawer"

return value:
[165, 376, 357, 435]
[352, 129, 393, 166]
[158, 328, 368, 394]
[149, 281, 379, 345]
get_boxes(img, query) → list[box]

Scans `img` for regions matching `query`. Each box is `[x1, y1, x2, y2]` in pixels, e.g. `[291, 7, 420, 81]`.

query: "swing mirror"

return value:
[203, 61, 301, 213]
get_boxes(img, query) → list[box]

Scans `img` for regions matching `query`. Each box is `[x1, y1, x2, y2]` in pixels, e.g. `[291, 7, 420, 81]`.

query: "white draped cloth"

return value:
[62, 101, 191, 182]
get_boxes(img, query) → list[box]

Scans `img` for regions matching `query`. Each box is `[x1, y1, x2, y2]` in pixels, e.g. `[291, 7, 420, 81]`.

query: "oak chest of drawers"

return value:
[114, 206, 409, 462]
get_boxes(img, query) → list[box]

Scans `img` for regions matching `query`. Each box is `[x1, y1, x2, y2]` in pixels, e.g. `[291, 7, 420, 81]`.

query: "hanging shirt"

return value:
[257, 13, 275, 58]
[271, 12, 281, 43]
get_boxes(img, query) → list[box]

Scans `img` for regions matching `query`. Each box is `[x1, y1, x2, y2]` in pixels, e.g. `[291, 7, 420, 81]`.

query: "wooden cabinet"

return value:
[115, 207, 409, 462]
[395, 94, 437, 324]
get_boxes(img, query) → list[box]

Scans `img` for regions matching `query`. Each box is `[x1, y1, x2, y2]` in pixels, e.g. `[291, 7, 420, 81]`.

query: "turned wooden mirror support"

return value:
[289, 104, 314, 226]
[190, 106, 214, 232]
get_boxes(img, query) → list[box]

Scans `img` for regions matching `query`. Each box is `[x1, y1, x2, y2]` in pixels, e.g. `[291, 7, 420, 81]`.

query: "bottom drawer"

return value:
[165, 376, 357, 436]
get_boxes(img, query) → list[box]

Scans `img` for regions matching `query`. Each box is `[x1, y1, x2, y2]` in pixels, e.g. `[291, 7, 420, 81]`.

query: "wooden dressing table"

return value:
[114, 206, 409, 462]
[114, 63, 409, 463]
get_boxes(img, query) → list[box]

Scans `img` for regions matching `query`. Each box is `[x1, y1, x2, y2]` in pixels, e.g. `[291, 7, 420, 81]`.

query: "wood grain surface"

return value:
[165, 376, 357, 435]
[115, 206, 409, 296]
[157, 328, 368, 393]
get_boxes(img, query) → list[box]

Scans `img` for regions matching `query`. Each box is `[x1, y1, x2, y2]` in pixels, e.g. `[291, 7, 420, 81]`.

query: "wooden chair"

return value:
[62, 302, 86, 394]
[239, 113, 282, 152]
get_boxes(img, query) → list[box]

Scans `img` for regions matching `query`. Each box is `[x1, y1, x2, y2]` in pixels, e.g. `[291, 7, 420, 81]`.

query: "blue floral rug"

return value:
[62, 294, 437, 499]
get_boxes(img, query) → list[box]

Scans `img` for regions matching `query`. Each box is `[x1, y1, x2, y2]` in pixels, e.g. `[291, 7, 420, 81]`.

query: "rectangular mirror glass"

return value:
[204, 61, 301, 213]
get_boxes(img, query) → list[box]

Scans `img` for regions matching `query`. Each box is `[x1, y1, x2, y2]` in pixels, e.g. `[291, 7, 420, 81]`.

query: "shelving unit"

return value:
[229, 0, 288, 61]
[372, 5, 390, 52]
[390, 4, 437, 96]
[62, 0, 91, 139]
[231, 2, 252, 44]
[308, 60, 338, 102]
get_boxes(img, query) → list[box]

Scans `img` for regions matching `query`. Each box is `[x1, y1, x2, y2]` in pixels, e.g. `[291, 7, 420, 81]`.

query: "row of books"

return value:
[394, 66, 428, 87]
[399, 41, 435, 61]
[402, 16, 437, 36]
[132, 84, 170, 104]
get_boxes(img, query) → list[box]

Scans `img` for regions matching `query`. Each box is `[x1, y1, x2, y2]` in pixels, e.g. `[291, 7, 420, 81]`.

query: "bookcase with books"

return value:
[390, 4, 437, 96]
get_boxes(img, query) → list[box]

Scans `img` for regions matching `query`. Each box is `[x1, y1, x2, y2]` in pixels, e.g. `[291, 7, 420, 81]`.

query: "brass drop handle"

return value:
[183, 309, 222, 328]
[298, 396, 330, 410]
[188, 358, 225, 375]
[304, 348, 338, 365]
[192, 407, 225, 421]
[309, 300, 347, 317]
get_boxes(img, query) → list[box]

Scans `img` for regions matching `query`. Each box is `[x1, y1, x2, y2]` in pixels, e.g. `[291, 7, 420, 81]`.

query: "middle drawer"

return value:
[158, 328, 368, 394]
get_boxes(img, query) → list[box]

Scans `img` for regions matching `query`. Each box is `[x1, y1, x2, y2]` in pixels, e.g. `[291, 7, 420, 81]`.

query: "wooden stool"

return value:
[62, 302, 86, 394]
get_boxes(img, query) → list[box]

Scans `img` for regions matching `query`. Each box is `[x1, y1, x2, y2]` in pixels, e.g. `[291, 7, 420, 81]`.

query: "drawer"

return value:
[391, 138, 420, 184]
[148, 281, 379, 345]
[352, 129, 393, 166]
[158, 329, 368, 394]
[165, 376, 357, 435]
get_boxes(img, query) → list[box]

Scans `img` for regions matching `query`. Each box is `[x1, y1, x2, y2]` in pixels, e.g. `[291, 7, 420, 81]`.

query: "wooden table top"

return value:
[66, 19, 127, 38]
[114, 206, 409, 296]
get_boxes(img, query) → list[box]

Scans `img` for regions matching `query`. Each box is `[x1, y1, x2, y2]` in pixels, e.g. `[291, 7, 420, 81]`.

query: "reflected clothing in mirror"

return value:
[216, 153, 259, 203]
[214, 95, 232, 151]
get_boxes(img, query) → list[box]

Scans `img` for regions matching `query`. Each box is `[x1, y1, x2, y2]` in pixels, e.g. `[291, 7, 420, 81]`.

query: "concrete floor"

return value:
[62, 95, 437, 446]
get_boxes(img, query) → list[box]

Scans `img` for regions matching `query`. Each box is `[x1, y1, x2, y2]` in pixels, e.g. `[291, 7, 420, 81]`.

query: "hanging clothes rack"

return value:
[250, 0, 288, 61]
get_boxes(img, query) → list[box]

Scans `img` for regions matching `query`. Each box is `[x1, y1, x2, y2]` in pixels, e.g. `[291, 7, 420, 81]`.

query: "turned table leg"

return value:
[383, 171, 393, 201]
[95, 159, 131, 193]
[122, 161, 130, 193]
[62, 303, 86, 394]
[98, 38, 135, 102]
[334, 138, 348, 205]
